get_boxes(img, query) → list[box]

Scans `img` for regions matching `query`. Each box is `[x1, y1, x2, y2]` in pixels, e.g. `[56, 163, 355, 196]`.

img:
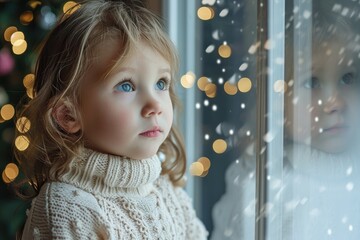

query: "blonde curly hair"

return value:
[15, 0, 186, 198]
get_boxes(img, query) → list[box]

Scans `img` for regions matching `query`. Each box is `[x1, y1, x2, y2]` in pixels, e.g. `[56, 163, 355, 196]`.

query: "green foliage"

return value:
[0, 1, 66, 239]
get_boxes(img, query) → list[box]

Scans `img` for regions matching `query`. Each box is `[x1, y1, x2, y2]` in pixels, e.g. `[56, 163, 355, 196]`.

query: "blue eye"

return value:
[341, 72, 355, 85]
[155, 79, 169, 91]
[303, 77, 320, 89]
[115, 81, 134, 92]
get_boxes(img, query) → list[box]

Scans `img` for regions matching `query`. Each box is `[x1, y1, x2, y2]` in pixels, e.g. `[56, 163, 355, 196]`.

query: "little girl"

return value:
[211, 1, 360, 240]
[15, 0, 208, 239]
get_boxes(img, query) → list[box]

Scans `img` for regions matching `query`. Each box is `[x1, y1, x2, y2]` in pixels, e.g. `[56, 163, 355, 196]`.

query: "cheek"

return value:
[285, 100, 315, 140]
[84, 102, 133, 139]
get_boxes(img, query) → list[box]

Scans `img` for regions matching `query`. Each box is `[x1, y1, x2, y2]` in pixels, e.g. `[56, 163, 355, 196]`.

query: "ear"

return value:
[52, 100, 81, 134]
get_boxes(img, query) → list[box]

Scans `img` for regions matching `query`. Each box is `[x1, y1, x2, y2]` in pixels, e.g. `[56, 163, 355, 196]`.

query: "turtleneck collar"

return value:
[57, 149, 162, 197]
[285, 143, 360, 180]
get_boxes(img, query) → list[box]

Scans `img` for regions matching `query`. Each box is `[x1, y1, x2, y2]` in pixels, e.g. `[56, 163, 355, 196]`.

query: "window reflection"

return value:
[210, 0, 360, 239]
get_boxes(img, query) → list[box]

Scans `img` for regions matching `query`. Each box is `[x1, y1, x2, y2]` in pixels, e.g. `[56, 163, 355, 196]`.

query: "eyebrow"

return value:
[158, 68, 171, 75]
[114, 67, 171, 75]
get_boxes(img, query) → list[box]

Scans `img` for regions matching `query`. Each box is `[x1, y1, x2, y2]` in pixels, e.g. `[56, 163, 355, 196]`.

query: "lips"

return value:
[323, 124, 349, 133]
[140, 126, 162, 137]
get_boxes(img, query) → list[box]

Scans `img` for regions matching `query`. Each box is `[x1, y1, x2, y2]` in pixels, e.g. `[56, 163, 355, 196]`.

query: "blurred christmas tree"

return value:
[0, 1, 73, 239]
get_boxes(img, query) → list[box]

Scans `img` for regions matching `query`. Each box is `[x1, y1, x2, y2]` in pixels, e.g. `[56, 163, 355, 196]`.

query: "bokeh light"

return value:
[15, 135, 30, 151]
[16, 117, 31, 133]
[197, 6, 215, 21]
[4, 163, 19, 181]
[197, 76, 211, 91]
[218, 43, 232, 58]
[10, 31, 25, 45]
[238, 77, 252, 93]
[28, 1, 42, 9]
[20, 11, 34, 25]
[26, 88, 34, 99]
[205, 83, 217, 98]
[181, 72, 196, 88]
[2, 171, 11, 184]
[197, 157, 211, 171]
[63, 1, 80, 14]
[1, 104, 15, 120]
[12, 39, 28, 55]
[190, 162, 204, 176]
[23, 73, 35, 89]
[212, 139, 227, 154]
[274, 80, 287, 93]
[224, 81, 238, 95]
[3, 26, 17, 42]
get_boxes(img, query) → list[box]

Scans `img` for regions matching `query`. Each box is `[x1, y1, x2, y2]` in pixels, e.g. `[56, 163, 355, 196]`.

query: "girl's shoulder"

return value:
[37, 181, 101, 211]
[225, 152, 256, 185]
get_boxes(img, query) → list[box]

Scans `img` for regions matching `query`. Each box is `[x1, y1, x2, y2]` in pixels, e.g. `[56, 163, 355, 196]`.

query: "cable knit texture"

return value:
[21, 149, 208, 240]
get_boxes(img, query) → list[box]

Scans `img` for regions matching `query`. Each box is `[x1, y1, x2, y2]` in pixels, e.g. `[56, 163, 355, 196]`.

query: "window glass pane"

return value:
[194, 0, 258, 239]
[276, 1, 360, 239]
[206, 0, 360, 240]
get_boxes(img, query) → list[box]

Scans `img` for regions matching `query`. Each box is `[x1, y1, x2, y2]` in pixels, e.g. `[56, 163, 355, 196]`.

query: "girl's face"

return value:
[80, 39, 173, 159]
[285, 38, 360, 153]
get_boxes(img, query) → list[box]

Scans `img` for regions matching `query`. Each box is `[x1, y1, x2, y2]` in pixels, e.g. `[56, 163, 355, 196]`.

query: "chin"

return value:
[129, 150, 159, 160]
[316, 142, 349, 154]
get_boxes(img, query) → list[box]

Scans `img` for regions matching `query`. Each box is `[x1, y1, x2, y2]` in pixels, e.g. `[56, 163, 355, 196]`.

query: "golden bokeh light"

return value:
[200, 170, 209, 177]
[1, 104, 15, 121]
[237, 77, 252, 93]
[4, 163, 19, 181]
[28, 0, 42, 9]
[205, 83, 217, 98]
[190, 162, 204, 176]
[212, 139, 227, 154]
[4, 26, 17, 42]
[20, 11, 34, 25]
[2, 171, 11, 184]
[197, 157, 211, 171]
[26, 88, 34, 99]
[16, 117, 31, 133]
[197, 76, 211, 91]
[15, 135, 30, 151]
[10, 31, 25, 45]
[197, 6, 215, 21]
[23, 73, 35, 89]
[63, 1, 80, 14]
[274, 80, 287, 93]
[224, 81, 238, 95]
[180, 72, 196, 88]
[12, 39, 28, 55]
[218, 44, 232, 58]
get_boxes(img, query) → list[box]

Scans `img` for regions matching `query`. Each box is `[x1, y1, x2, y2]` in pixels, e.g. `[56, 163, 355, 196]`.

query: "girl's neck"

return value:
[51, 148, 162, 197]
[285, 142, 360, 180]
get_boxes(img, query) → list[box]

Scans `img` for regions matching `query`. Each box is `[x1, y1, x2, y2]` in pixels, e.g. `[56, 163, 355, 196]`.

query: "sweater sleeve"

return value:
[174, 186, 209, 240]
[211, 156, 256, 240]
[22, 182, 110, 240]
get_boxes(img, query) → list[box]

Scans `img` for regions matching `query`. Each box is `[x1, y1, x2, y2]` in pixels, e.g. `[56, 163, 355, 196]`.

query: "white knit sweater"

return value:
[211, 143, 360, 240]
[21, 149, 208, 239]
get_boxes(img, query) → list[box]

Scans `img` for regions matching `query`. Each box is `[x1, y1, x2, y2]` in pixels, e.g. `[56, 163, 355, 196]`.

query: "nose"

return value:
[141, 98, 162, 117]
[323, 91, 345, 114]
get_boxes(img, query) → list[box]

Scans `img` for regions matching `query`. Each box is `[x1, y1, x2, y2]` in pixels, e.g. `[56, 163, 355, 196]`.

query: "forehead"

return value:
[312, 36, 360, 65]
